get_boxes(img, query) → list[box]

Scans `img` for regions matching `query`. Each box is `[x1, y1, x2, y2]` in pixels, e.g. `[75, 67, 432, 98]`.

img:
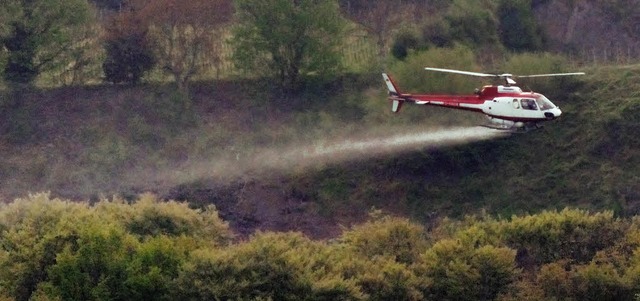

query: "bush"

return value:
[388, 45, 480, 94]
[500, 52, 580, 99]
[338, 212, 429, 265]
[0, 194, 91, 301]
[537, 260, 634, 301]
[353, 256, 425, 300]
[102, 33, 155, 85]
[0, 194, 231, 300]
[421, 17, 454, 48]
[176, 232, 362, 300]
[500, 208, 626, 265]
[88, 194, 232, 246]
[445, 0, 499, 47]
[418, 238, 518, 301]
[391, 32, 422, 60]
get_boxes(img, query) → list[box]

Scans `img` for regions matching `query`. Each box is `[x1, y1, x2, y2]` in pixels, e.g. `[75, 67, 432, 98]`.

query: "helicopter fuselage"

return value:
[388, 83, 562, 129]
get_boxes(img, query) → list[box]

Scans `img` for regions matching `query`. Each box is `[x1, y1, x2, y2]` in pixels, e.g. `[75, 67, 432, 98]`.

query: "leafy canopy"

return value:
[231, 0, 346, 93]
[0, 0, 92, 86]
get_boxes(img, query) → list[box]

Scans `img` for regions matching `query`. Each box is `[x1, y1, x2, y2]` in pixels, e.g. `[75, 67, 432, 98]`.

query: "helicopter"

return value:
[382, 67, 585, 131]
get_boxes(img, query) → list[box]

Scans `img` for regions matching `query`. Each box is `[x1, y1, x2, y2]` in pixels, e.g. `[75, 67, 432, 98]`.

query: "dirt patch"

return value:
[163, 177, 351, 239]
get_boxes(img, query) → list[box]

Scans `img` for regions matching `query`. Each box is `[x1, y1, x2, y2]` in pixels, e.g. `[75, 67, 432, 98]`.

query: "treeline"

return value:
[1, 194, 640, 300]
[0, 0, 607, 93]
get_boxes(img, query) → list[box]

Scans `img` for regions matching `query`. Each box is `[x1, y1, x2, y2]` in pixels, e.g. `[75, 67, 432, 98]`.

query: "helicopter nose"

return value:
[545, 108, 562, 120]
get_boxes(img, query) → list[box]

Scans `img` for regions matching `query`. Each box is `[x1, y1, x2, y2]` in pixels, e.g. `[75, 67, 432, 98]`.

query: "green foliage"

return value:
[176, 232, 362, 300]
[40, 224, 136, 300]
[420, 17, 454, 48]
[0, 0, 92, 86]
[0, 193, 231, 300]
[538, 259, 634, 301]
[352, 256, 425, 300]
[536, 261, 574, 300]
[231, 0, 346, 92]
[388, 45, 480, 94]
[497, 0, 544, 52]
[445, 0, 499, 48]
[120, 194, 232, 245]
[339, 212, 429, 265]
[3, 195, 640, 300]
[419, 238, 518, 301]
[500, 209, 626, 265]
[500, 52, 579, 99]
[572, 261, 632, 301]
[0, 194, 91, 301]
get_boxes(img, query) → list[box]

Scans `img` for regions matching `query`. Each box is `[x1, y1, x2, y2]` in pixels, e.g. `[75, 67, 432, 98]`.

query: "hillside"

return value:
[534, 0, 640, 60]
[0, 63, 638, 238]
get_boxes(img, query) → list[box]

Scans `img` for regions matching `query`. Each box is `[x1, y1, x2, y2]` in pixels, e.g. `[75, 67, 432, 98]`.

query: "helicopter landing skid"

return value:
[480, 123, 542, 133]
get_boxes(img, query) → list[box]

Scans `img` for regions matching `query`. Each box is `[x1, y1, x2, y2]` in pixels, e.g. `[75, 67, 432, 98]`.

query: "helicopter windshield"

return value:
[535, 95, 556, 110]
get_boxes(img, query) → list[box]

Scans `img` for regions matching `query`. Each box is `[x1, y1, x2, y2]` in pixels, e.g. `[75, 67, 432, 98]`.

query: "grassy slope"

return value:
[0, 66, 638, 237]
[292, 65, 640, 223]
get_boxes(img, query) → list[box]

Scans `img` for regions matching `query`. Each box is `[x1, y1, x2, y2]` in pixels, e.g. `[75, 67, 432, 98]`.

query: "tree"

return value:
[0, 0, 92, 87]
[340, 0, 428, 61]
[102, 3, 155, 85]
[497, 0, 544, 52]
[232, 0, 346, 93]
[103, 33, 155, 85]
[136, 0, 233, 93]
[445, 0, 500, 48]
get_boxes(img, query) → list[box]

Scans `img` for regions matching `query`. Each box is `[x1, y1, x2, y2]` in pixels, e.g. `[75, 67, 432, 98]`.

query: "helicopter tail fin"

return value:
[382, 73, 404, 113]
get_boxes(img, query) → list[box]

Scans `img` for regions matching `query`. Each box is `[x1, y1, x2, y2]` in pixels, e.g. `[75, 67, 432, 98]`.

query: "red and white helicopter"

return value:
[383, 67, 585, 131]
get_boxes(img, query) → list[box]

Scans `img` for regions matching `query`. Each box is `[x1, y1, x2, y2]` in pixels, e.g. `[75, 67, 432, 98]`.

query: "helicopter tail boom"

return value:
[382, 73, 407, 113]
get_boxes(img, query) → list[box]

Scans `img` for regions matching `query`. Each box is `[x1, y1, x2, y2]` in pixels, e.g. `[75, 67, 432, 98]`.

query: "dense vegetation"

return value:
[1, 0, 639, 300]
[3, 195, 640, 300]
[0, 50, 638, 299]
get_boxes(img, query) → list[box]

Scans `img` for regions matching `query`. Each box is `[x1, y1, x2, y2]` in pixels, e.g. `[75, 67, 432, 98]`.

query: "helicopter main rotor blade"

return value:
[424, 68, 585, 86]
[424, 67, 497, 78]
[516, 72, 586, 78]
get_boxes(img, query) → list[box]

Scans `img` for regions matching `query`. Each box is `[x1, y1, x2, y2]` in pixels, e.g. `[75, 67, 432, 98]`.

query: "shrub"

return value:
[418, 238, 518, 301]
[0, 193, 230, 300]
[338, 212, 429, 265]
[102, 33, 155, 85]
[387, 45, 480, 94]
[176, 232, 362, 300]
[445, 0, 499, 48]
[500, 208, 626, 265]
[500, 52, 580, 99]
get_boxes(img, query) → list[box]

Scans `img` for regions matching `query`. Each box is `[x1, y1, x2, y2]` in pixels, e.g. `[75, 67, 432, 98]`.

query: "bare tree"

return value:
[340, 0, 432, 60]
[137, 0, 233, 93]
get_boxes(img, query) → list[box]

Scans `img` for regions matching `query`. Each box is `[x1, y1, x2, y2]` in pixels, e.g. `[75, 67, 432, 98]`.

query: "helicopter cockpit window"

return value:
[521, 99, 538, 110]
[535, 95, 556, 110]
